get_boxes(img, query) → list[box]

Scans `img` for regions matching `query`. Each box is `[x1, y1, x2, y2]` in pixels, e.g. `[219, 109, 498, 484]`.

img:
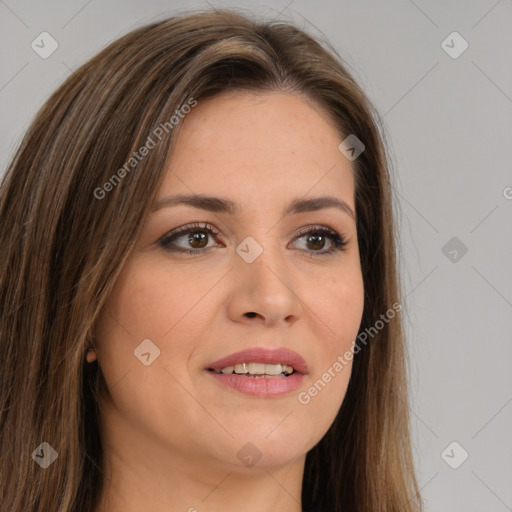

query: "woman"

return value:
[0, 8, 422, 512]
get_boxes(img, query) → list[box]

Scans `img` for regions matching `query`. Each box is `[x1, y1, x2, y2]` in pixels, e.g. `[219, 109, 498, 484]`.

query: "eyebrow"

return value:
[151, 194, 355, 220]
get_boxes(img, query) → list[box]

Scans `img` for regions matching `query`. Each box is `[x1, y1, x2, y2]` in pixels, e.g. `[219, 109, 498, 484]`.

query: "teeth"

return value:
[216, 362, 294, 376]
[264, 363, 282, 375]
[234, 363, 248, 374]
[247, 362, 266, 374]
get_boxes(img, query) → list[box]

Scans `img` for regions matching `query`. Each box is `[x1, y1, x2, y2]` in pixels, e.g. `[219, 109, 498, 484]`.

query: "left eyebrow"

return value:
[284, 196, 355, 221]
[151, 194, 355, 221]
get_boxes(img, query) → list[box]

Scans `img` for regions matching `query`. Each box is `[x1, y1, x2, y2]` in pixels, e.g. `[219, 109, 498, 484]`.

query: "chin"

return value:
[209, 420, 317, 471]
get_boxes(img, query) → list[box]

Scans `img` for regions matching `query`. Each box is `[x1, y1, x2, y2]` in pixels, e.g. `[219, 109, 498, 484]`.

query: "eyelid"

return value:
[162, 222, 341, 240]
[160, 222, 221, 243]
[293, 224, 337, 238]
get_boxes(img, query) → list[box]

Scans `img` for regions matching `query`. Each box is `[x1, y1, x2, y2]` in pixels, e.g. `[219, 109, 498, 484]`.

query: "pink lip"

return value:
[207, 347, 309, 375]
[206, 347, 308, 398]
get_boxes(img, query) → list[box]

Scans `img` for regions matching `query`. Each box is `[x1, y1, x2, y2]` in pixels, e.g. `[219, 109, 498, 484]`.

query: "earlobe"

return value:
[85, 348, 97, 363]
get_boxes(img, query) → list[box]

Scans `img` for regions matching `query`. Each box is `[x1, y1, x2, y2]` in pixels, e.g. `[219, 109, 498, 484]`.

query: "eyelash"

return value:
[159, 222, 348, 257]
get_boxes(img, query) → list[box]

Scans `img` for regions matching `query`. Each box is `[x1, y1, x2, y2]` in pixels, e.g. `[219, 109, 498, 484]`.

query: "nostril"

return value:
[245, 312, 257, 318]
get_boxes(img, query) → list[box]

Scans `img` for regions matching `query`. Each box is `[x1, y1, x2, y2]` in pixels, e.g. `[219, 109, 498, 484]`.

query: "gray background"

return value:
[1, 1, 511, 510]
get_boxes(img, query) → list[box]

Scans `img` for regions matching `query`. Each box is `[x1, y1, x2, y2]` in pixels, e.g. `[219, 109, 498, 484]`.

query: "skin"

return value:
[92, 90, 365, 512]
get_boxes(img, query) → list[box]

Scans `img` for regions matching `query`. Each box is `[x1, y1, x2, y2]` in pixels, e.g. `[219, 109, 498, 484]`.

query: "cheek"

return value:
[92, 257, 220, 397]
[313, 264, 365, 351]
[298, 359, 354, 438]
[297, 267, 363, 429]
[92, 260, 221, 446]
[100, 255, 222, 340]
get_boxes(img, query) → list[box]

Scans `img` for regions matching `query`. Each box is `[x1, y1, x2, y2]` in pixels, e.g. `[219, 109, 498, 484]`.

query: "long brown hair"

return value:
[0, 8, 422, 511]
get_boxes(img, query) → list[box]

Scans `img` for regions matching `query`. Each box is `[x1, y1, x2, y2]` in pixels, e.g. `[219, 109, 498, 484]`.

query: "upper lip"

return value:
[207, 347, 309, 375]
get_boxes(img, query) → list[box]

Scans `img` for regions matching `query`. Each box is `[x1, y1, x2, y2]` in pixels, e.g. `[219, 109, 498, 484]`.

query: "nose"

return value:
[225, 246, 303, 328]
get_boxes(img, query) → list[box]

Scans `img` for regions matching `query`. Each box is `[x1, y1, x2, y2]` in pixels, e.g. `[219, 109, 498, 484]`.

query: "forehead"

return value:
[158, 91, 355, 209]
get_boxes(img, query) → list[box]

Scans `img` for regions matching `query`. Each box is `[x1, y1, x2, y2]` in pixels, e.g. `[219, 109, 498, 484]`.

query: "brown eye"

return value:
[305, 232, 327, 251]
[187, 231, 209, 249]
[160, 222, 220, 254]
[291, 226, 348, 256]
[159, 223, 348, 257]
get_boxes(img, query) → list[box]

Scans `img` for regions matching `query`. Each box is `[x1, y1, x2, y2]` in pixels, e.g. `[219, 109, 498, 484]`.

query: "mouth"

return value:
[209, 362, 296, 378]
[205, 347, 308, 397]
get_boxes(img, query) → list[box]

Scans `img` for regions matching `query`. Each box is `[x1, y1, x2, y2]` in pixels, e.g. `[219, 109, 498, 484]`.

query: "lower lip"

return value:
[206, 371, 305, 397]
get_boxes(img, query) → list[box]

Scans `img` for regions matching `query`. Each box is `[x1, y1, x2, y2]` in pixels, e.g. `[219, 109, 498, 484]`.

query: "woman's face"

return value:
[94, 91, 364, 475]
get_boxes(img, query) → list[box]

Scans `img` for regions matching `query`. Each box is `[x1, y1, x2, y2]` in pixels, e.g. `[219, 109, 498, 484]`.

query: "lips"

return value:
[207, 347, 309, 375]
[205, 347, 308, 398]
